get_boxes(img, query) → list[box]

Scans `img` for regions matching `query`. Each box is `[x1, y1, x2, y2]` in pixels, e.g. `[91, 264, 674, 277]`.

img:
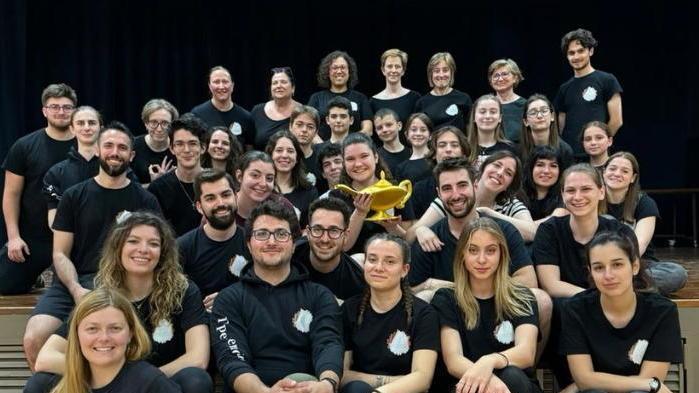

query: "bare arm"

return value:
[568, 354, 669, 392]
[477, 206, 537, 242]
[159, 324, 210, 377]
[558, 112, 566, 135]
[411, 279, 454, 303]
[634, 216, 656, 256]
[606, 93, 623, 136]
[359, 120, 373, 137]
[33, 334, 67, 374]
[512, 265, 538, 288]
[342, 349, 437, 393]
[47, 209, 57, 230]
[343, 193, 371, 252]
[536, 265, 585, 298]
[52, 230, 86, 302]
[3, 172, 29, 262]
[405, 204, 444, 244]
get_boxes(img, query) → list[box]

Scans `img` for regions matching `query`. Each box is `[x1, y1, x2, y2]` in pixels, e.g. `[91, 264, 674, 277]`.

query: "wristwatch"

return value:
[649, 377, 661, 393]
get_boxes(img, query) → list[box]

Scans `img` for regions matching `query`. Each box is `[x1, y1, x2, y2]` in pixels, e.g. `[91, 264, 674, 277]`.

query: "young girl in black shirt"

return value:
[562, 231, 682, 393]
[521, 146, 567, 221]
[341, 234, 438, 393]
[201, 126, 244, 176]
[519, 94, 574, 169]
[466, 94, 517, 170]
[393, 113, 433, 184]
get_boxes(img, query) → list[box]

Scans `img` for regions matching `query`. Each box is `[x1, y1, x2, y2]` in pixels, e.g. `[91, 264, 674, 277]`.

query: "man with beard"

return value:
[148, 114, 206, 236]
[178, 169, 251, 311]
[291, 197, 365, 302]
[211, 200, 342, 393]
[1, 84, 77, 295]
[22, 122, 161, 370]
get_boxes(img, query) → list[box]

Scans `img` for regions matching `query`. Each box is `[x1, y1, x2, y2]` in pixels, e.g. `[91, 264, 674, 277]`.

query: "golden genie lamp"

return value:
[335, 171, 412, 221]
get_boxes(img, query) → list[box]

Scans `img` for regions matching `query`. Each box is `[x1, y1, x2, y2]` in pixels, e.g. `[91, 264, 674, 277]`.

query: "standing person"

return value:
[210, 200, 343, 393]
[488, 59, 527, 143]
[370, 48, 421, 125]
[200, 126, 244, 175]
[432, 217, 541, 393]
[23, 122, 161, 370]
[466, 95, 517, 170]
[414, 52, 472, 131]
[520, 146, 567, 222]
[562, 232, 682, 393]
[148, 114, 206, 236]
[374, 108, 411, 176]
[323, 96, 354, 145]
[191, 66, 254, 149]
[289, 105, 322, 182]
[1, 83, 77, 295]
[393, 113, 434, 184]
[519, 94, 574, 169]
[250, 67, 301, 151]
[309, 50, 373, 139]
[341, 234, 438, 393]
[555, 28, 623, 157]
[132, 99, 179, 186]
[581, 121, 613, 172]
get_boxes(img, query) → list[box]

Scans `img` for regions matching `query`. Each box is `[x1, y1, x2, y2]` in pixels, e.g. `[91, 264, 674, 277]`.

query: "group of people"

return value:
[0, 27, 687, 393]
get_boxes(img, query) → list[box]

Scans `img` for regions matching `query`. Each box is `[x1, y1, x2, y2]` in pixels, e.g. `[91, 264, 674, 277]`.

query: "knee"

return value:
[24, 371, 60, 393]
[650, 262, 688, 295]
[496, 366, 533, 393]
[171, 367, 213, 393]
[341, 380, 374, 393]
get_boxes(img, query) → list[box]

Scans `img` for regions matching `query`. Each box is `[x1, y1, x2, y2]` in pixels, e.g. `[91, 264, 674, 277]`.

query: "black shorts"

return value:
[31, 273, 96, 320]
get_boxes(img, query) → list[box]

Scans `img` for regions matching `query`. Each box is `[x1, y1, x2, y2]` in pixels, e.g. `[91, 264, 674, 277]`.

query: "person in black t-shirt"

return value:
[488, 59, 527, 144]
[370, 48, 421, 129]
[521, 146, 567, 221]
[191, 66, 254, 149]
[374, 109, 411, 176]
[466, 94, 517, 169]
[291, 197, 365, 301]
[289, 105, 323, 186]
[309, 50, 373, 139]
[29, 212, 212, 393]
[581, 121, 613, 172]
[25, 287, 182, 393]
[178, 170, 251, 305]
[341, 234, 438, 393]
[603, 152, 686, 294]
[432, 217, 541, 393]
[1, 83, 77, 295]
[317, 143, 343, 197]
[132, 99, 179, 186]
[201, 126, 244, 176]
[250, 67, 301, 151]
[555, 29, 623, 157]
[519, 94, 574, 170]
[148, 114, 206, 236]
[414, 52, 472, 131]
[393, 113, 433, 184]
[562, 231, 681, 393]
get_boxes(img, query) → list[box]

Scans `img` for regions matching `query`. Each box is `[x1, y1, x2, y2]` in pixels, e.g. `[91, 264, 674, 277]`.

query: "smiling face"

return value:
[171, 129, 202, 170]
[434, 131, 464, 163]
[308, 208, 346, 263]
[405, 118, 430, 149]
[271, 137, 298, 174]
[43, 97, 75, 130]
[524, 99, 554, 133]
[463, 229, 500, 282]
[97, 130, 134, 177]
[479, 157, 516, 195]
[197, 177, 237, 230]
[589, 242, 639, 297]
[145, 108, 173, 144]
[438, 169, 476, 219]
[329, 57, 349, 89]
[237, 160, 275, 202]
[382, 56, 405, 84]
[270, 72, 294, 100]
[474, 98, 501, 133]
[364, 239, 408, 292]
[207, 130, 232, 161]
[604, 157, 637, 192]
[343, 143, 378, 185]
[120, 225, 161, 276]
[71, 109, 100, 146]
[582, 126, 612, 157]
[489, 65, 517, 94]
[374, 115, 402, 144]
[431, 60, 452, 90]
[532, 158, 560, 189]
[209, 69, 233, 103]
[562, 171, 605, 218]
[78, 306, 131, 369]
[247, 215, 294, 270]
[566, 40, 594, 71]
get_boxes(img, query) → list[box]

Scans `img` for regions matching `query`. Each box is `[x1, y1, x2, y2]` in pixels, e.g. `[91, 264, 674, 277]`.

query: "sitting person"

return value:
[432, 217, 541, 393]
[200, 126, 244, 175]
[581, 121, 613, 172]
[466, 94, 517, 169]
[519, 94, 574, 169]
[520, 146, 568, 222]
[562, 231, 682, 393]
[341, 234, 438, 393]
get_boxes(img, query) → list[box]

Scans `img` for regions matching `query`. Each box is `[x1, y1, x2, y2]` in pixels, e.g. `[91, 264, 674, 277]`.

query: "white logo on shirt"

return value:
[292, 308, 313, 333]
[445, 104, 459, 116]
[582, 87, 598, 102]
[306, 172, 317, 186]
[152, 319, 174, 344]
[628, 339, 649, 365]
[230, 122, 242, 135]
[387, 330, 411, 356]
[228, 255, 248, 277]
[493, 320, 514, 344]
[350, 101, 358, 112]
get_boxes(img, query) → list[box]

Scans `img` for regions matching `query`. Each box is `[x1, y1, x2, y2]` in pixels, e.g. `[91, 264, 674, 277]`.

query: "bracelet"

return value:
[495, 352, 509, 367]
[320, 377, 338, 393]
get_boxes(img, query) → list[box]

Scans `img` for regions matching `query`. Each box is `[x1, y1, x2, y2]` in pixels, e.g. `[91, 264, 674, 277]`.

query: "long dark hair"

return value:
[478, 150, 522, 205]
[317, 50, 359, 89]
[201, 126, 244, 175]
[521, 146, 563, 215]
[586, 231, 653, 292]
[339, 133, 393, 186]
[265, 130, 311, 190]
[605, 151, 641, 224]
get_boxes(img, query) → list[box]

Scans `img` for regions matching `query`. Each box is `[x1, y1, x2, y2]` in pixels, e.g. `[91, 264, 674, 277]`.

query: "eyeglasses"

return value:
[526, 107, 551, 117]
[251, 229, 292, 242]
[45, 104, 75, 113]
[491, 71, 512, 80]
[146, 120, 171, 129]
[307, 225, 345, 239]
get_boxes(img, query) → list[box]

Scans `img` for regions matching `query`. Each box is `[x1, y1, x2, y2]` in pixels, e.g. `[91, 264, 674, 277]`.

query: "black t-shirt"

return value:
[308, 89, 373, 140]
[473, 141, 518, 170]
[525, 191, 563, 221]
[393, 158, 431, 185]
[414, 89, 472, 131]
[52, 179, 161, 274]
[378, 146, 412, 178]
[177, 226, 251, 297]
[92, 360, 181, 393]
[370, 91, 421, 125]
[554, 70, 623, 155]
[432, 288, 538, 363]
[291, 238, 365, 300]
[408, 216, 531, 286]
[148, 171, 202, 236]
[284, 185, 319, 229]
[2, 129, 76, 239]
[501, 97, 526, 144]
[191, 101, 254, 147]
[531, 215, 636, 288]
[250, 103, 290, 151]
[342, 295, 439, 375]
[561, 289, 682, 376]
[408, 176, 437, 219]
[131, 135, 176, 184]
[607, 193, 660, 260]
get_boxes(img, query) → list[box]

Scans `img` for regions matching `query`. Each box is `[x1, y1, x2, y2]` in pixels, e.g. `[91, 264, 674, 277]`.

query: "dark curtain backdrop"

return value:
[1, 0, 697, 242]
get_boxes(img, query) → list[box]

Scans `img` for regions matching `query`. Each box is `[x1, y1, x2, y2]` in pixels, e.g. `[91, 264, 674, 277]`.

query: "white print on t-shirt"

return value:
[350, 101, 358, 112]
[152, 319, 174, 344]
[306, 172, 317, 186]
[387, 330, 411, 356]
[115, 210, 132, 224]
[582, 87, 598, 102]
[628, 339, 649, 365]
[445, 104, 459, 116]
[228, 255, 248, 277]
[292, 308, 313, 333]
[230, 122, 242, 136]
[493, 320, 514, 344]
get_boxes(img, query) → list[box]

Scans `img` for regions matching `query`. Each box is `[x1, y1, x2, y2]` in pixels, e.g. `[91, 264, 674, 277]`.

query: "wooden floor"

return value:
[657, 247, 699, 299]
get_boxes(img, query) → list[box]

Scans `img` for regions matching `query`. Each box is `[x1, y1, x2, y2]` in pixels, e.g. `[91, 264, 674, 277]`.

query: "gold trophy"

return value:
[334, 171, 412, 221]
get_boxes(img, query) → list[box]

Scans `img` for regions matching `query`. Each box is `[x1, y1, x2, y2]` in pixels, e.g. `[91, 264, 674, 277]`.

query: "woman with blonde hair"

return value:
[415, 52, 472, 130]
[488, 59, 526, 143]
[27, 212, 211, 393]
[432, 217, 541, 393]
[371, 49, 421, 125]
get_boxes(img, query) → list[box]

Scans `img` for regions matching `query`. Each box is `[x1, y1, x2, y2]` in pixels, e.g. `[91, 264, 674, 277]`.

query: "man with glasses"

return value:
[1, 83, 78, 295]
[148, 114, 206, 235]
[292, 197, 365, 302]
[211, 200, 342, 393]
[132, 99, 179, 186]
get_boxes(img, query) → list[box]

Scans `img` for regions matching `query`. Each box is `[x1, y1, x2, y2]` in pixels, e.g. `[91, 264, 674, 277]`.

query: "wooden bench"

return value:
[0, 290, 41, 393]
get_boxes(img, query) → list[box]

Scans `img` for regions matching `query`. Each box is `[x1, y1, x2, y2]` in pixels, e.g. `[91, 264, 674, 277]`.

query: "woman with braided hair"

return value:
[340, 234, 438, 393]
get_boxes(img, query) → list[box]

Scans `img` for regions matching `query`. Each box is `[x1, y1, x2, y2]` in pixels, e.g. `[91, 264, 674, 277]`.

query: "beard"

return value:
[309, 241, 342, 263]
[443, 195, 475, 219]
[99, 156, 129, 177]
[206, 205, 236, 230]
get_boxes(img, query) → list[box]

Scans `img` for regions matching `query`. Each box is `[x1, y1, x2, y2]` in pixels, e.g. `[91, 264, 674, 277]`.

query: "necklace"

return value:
[175, 170, 196, 210]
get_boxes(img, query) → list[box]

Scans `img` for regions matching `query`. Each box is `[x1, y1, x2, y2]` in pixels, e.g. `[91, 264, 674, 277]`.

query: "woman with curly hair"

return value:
[201, 126, 244, 175]
[308, 50, 373, 140]
[26, 212, 212, 393]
